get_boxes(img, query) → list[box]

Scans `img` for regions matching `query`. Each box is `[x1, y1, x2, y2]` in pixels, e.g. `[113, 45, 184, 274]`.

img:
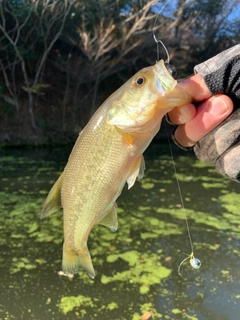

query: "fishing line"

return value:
[165, 123, 201, 275]
[165, 125, 194, 255]
[152, 0, 170, 63]
[153, 0, 201, 274]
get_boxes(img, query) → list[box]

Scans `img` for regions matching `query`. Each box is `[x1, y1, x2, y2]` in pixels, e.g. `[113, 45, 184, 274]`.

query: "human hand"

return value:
[167, 45, 240, 182]
[168, 73, 234, 148]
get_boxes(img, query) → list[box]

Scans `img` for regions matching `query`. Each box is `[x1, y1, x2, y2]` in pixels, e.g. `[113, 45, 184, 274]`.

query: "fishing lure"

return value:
[152, 0, 201, 275]
[178, 252, 201, 275]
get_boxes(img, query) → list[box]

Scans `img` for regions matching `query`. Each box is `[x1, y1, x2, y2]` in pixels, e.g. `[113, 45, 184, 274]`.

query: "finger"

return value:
[168, 103, 196, 125]
[174, 94, 234, 147]
[180, 73, 212, 101]
[167, 74, 212, 125]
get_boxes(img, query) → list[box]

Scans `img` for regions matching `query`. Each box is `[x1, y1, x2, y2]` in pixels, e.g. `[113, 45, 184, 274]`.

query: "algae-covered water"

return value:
[1, 143, 240, 320]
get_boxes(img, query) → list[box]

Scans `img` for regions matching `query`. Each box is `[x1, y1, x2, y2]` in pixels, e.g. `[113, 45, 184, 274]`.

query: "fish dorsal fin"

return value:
[98, 203, 118, 232]
[127, 154, 145, 189]
[40, 171, 65, 219]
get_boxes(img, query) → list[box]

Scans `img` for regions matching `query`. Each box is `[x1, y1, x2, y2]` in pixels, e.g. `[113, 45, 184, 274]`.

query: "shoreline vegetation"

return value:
[0, 0, 239, 146]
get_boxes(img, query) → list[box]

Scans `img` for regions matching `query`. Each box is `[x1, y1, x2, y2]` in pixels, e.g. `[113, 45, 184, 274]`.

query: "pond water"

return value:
[1, 142, 240, 320]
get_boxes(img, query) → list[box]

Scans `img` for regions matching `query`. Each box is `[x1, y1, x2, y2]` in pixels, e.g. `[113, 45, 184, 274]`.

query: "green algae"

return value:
[156, 206, 240, 234]
[101, 250, 171, 294]
[1, 145, 240, 319]
[191, 161, 214, 168]
[57, 295, 120, 316]
[140, 182, 155, 189]
[219, 192, 240, 214]
[172, 308, 182, 314]
[106, 302, 118, 310]
[57, 295, 94, 315]
[202, 182, 227, 189]
[10, 257, 37, 274]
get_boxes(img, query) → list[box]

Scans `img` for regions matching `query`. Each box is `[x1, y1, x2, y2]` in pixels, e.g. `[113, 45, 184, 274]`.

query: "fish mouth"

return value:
[154, 60, 192, 107]
[154, 60, 177, 95]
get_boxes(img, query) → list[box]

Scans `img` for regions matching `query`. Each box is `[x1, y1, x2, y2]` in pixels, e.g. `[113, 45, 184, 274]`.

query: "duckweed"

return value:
[1, 145, 240, 319]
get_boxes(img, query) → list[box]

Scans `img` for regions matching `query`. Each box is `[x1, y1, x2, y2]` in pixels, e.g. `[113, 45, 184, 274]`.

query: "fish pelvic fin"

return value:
[127, 154, 145, 189]
[40, 171, 65, 220]
[62, 243, 95, 279]
[98, 203, 118, 232]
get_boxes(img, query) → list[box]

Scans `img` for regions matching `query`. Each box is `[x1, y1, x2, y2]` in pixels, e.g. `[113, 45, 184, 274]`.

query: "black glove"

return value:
[193, 45, 240, 182]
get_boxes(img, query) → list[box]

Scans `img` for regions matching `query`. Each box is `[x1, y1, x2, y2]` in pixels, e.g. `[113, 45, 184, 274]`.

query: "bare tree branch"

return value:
[0, 0, 77, 129]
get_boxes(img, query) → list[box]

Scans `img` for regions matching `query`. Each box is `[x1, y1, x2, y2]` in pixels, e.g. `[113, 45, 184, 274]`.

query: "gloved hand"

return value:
[193, 45, 240, 182]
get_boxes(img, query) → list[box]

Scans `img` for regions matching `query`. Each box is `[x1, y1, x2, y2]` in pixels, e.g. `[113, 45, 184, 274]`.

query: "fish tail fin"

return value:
[62, 243, 95, 279]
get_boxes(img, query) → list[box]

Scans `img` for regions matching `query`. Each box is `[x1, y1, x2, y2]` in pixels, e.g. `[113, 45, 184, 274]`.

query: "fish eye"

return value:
[165, 62, 177, 78]
[135, 76, 145, 86]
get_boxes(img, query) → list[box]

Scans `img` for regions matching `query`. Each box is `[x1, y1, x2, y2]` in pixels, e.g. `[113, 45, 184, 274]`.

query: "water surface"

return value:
[1, 143, 240, 320]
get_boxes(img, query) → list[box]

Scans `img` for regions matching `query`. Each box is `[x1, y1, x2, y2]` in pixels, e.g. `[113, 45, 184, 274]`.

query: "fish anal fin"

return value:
[127, 155, 145, 189]
[62, 243, 95, 279]
[40, 171, 65, 220]
[98, 203, 118, 232]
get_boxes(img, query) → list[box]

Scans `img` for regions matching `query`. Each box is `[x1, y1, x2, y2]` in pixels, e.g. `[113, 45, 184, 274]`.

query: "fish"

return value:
[40, 60, 192, 279]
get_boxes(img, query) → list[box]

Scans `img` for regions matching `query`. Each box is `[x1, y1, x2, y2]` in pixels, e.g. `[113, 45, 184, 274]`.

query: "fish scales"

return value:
[63, 109, 134, 247]
[41, 60, 192, 278]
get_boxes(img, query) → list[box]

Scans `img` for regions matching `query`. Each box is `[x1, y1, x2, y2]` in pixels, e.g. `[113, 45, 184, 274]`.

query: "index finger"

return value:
[167, 74, 212, 125]
[180, 73, 212, 101]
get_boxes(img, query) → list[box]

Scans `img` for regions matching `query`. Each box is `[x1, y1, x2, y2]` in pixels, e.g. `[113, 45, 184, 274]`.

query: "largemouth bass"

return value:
[41, 60, 192, 278]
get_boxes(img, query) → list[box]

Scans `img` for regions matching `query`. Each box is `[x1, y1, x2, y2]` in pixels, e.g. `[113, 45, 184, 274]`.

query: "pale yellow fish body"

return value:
[41, 60, 192, 278]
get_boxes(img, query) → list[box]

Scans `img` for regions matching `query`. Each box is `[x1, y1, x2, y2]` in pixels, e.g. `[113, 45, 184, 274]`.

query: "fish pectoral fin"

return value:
[40, 170, 65, 220]
[98, 203, 118, 232]
[62, 243, 95, 279]
[114, 126, 134, 144]
[127, 154, 145, 189]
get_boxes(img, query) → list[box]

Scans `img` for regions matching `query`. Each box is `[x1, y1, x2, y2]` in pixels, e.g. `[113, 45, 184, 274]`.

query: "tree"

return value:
[171, 0, 240, 75]
[0, 0, 76, 130]
[56, 0, 162, 127]
[1, 0, 240, 143]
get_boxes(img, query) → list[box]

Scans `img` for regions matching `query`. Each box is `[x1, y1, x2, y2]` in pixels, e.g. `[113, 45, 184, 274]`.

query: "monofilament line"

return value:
[165, 122, 194, 254]
[153, 0, 199, 274]
[152, 0, 170, 63]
